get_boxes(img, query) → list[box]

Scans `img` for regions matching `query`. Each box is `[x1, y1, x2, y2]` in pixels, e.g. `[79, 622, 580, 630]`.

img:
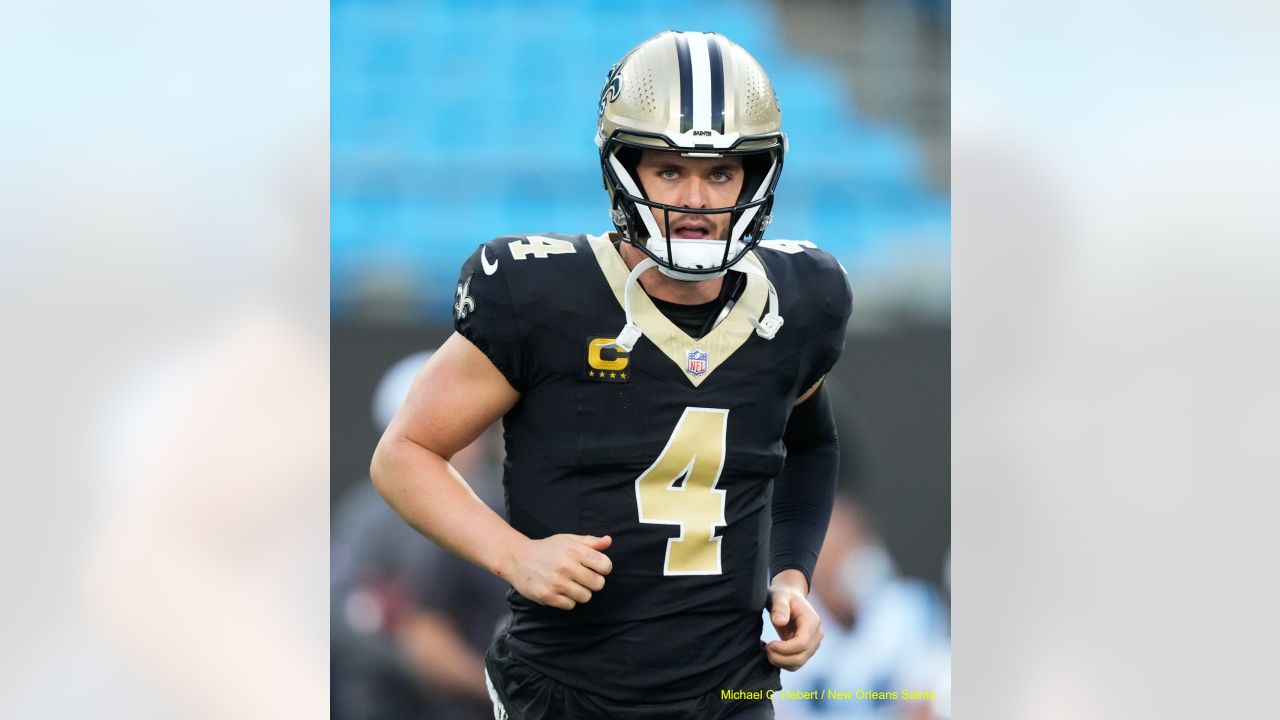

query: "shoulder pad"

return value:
[482, 233, 588, 265]
[753, 239, 849, 303]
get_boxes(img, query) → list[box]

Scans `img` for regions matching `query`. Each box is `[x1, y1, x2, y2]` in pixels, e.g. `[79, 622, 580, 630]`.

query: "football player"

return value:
[372, 30, 853, 720]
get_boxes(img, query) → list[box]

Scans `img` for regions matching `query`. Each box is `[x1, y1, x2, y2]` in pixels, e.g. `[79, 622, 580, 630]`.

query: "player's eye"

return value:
[658, 168, 680, 180]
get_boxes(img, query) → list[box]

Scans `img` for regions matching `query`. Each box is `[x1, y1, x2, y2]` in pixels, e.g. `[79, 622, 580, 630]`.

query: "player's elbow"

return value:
[370, 432, 444, 502]
[369, 434, 401, 500]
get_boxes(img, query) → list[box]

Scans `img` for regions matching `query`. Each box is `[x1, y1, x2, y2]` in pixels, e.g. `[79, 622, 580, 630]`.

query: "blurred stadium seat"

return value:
[331, 0, 949, 320]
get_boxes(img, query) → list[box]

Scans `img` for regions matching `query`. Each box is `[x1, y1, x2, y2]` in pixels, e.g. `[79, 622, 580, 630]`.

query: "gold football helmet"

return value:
[596, 31, 787, 280]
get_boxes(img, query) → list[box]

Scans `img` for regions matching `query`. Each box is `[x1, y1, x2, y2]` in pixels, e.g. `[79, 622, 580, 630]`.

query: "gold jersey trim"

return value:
[586, 233, 768, 387]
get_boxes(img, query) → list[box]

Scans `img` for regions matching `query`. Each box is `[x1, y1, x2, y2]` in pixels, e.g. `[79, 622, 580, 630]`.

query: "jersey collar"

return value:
[586, 233, 770, 387]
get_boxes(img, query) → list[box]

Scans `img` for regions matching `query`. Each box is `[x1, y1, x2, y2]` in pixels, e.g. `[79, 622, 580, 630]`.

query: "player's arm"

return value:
[396, 609, 491, 701]
[773, 376, 838, 586]
[371, 332, 519, 576]
[370, 332, 612, 610]
[767, 376, 839, 670]
[770, 251, 852, 591]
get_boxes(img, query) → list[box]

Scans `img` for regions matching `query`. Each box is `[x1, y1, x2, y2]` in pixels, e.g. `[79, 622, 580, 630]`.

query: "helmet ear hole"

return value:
[617, 195, 652, 242]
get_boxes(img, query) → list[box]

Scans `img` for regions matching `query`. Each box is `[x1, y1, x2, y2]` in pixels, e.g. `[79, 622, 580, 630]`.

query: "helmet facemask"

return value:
[601, 134, 783, 281]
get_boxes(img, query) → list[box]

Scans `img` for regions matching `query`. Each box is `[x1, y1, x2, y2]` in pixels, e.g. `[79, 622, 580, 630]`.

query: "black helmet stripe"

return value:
[706, 33, 725, 134]
[674, 33, 693, 133]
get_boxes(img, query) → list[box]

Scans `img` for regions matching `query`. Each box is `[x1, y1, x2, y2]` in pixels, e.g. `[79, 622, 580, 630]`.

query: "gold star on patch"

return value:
[587, 370, 595, 377]
[609, 372, 617, 379]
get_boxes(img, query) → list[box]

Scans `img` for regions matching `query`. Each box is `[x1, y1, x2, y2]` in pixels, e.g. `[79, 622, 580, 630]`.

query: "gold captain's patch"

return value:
[585, 336, 630, 383]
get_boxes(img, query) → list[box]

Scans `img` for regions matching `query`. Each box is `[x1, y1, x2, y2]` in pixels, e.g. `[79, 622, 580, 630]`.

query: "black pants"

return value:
[485, 629, 778, 720]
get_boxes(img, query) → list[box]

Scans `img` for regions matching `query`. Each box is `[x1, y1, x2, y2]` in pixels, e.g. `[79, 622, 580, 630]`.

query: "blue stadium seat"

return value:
[332, 0, 949, 317]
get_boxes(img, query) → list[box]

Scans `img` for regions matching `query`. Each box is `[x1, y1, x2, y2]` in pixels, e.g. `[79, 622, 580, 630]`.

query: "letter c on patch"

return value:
[588, 337, 630, 371]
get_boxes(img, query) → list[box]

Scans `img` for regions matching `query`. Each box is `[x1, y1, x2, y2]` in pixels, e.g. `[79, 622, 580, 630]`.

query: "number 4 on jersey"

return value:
[508, 235, 577, 260]
[635, 407, 729, 575]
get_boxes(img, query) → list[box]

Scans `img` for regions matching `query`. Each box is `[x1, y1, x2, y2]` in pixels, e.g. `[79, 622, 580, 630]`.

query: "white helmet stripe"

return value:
[730, 159, 778, 241]
[686, 32, 712, 132]
[608, 153, 665, 240]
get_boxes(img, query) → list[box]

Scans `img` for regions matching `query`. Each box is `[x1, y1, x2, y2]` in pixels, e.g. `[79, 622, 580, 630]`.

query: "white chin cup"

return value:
[644, 237, 746, 280]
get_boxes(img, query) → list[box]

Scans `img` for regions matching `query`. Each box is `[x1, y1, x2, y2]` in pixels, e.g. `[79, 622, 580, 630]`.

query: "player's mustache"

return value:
[662, 212, 730, 238]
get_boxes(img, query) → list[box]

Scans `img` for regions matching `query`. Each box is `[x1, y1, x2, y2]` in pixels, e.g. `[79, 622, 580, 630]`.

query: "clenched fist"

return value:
[499, 534, 614, 610]
[766, 569, 823, 671]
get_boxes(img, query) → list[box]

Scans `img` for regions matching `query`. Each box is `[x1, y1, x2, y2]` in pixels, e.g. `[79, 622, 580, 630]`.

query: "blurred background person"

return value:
[769, 495, 950, 720]
[332, 352, 508, 720]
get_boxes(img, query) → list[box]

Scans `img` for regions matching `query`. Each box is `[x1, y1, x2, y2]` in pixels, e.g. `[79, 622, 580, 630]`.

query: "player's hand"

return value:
[766, 570, 823, 671]
[501, 534, 613, 611]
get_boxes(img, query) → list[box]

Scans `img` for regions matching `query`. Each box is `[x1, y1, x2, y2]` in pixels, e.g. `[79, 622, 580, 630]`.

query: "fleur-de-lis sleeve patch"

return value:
[454, 274, 476, 320]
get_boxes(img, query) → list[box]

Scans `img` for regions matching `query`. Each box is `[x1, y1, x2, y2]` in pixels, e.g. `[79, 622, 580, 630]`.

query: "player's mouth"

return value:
[672, 222, 713, 239]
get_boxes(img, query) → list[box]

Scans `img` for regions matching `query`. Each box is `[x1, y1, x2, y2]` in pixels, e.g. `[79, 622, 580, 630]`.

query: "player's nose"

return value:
[676, 177, 709, 209]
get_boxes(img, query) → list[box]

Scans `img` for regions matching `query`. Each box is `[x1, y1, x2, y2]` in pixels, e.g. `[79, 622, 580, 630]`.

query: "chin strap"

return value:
[736, 260, 785, 340]
[608, 257, 784, 353]
[608, 258, 657, 352]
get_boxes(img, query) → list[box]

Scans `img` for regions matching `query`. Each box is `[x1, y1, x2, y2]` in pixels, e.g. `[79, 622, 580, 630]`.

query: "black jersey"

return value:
[453, 232, 852, 702]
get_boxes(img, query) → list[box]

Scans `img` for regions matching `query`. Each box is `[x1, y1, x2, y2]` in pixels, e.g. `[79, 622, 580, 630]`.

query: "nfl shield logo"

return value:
[686, 348, 709, 376]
